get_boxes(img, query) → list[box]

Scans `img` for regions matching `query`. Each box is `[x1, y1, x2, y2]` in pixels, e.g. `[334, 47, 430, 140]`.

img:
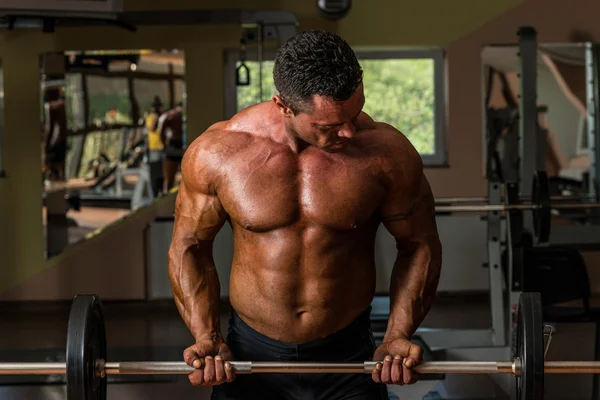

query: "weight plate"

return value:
[532, 170, 551, 243]
[66, 294, 107, 400]
[516, 292, 544, 400]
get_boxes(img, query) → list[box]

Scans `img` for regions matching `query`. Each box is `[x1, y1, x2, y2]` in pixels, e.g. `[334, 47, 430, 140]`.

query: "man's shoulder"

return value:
[358, 123, 420, 163]
[181, 124, 255, 193]
[186, 123, 254, 160]
[355, 122, 423, 191]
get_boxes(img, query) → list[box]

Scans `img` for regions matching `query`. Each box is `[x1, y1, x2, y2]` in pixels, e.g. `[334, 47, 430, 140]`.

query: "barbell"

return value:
[0, 293, 598, 399]
[434, 171, 600, 243]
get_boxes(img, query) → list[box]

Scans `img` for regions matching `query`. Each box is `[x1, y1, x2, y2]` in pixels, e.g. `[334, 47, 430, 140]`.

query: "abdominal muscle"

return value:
[228, 225, 378, 344]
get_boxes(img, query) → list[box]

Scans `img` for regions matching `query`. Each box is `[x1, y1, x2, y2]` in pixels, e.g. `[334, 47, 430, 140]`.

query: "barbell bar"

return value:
[435, 203, 600, 212]
[433, 170, 600, 243]
[0, 292, 586, 400]
[435, 194, 599, 204]
[435, 202, 600, 213]
[0, 360, 514, 375]
[3, 359, 600, 376]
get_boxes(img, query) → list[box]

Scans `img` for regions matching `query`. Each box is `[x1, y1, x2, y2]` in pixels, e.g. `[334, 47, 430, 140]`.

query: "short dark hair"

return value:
[44, 87, 61, 102]
[273, 30, 363, 114]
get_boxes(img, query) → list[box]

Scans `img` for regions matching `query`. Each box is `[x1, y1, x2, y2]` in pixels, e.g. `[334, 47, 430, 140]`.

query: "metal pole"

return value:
[517, 26, 540, 237]
[0, 361, 515, 376]
[0, 362, 66, 375]
[3, 360, 600, 375]
[487, 181, 506, 346]
[436, 203, 600, 213]
[586, 43, 600, 200]
[435, 195, 599, 204]
[544, 361, 600, 374]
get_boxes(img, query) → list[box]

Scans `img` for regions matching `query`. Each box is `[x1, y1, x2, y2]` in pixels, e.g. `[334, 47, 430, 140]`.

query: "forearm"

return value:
[169, 238, 222, 342]
[384, 238, 442, 340]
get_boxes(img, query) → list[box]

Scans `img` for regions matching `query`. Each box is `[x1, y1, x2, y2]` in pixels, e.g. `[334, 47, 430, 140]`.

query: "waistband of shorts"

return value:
[229, 306, 373, 351]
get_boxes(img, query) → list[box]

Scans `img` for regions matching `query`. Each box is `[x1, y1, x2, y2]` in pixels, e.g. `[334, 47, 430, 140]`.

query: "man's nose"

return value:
[337, 123, 355, 139]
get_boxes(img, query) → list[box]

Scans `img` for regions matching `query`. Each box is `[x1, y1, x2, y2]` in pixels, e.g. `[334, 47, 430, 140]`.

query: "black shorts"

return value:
[165, 139, 184, 162]
[211, 308, 389, 400]
[46, 140, 67, 164]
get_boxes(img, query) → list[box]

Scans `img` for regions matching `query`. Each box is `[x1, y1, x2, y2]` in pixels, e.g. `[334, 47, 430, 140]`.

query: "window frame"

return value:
[223, 48, 447, 166]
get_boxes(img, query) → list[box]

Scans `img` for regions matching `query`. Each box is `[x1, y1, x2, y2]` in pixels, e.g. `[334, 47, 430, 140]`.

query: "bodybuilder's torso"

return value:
[209, 105, 399, 343]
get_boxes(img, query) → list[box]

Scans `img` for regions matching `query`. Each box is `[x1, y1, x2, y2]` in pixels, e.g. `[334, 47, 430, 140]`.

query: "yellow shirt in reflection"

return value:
[146, 113, 163, 151]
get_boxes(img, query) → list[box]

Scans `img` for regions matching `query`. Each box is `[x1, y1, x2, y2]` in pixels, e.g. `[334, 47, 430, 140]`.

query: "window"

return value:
[86, 76, 132, 125]
[134, 79, 170, 116]
[224, 48, 446, 166]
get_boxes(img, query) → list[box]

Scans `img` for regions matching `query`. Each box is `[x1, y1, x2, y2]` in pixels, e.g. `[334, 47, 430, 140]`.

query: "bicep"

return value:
[380, 172, 438, 249]
[172, 140, 227, 242]
[173, 182, 227, 243]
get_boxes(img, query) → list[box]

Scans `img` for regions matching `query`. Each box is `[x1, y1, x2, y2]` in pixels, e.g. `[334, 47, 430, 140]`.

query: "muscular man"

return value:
[146, 97, 164, 197]
[157, 102, 184, 193]
[43, 87, 67, 182]
[169, 30, 442, 400]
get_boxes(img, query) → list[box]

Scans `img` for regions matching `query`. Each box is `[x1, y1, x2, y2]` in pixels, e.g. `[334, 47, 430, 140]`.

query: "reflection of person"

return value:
[157, 102, 184, 193]
[43, 87, 67, 182]
[169, 30, 442, 399]
[145, 96, 164, 196]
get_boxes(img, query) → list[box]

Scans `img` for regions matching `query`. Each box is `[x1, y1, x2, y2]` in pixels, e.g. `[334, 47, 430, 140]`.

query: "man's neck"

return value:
[281, 118, 311, 154]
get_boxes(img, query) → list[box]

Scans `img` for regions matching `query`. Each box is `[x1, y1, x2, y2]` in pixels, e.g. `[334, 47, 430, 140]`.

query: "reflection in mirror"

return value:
[482, 43, 589, 195]
[40, 49, 186, 258]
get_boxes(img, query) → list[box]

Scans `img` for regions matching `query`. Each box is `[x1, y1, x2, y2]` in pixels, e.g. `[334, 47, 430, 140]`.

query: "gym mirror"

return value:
[482, 42, 590, 196]
[40, 49, 186, 259]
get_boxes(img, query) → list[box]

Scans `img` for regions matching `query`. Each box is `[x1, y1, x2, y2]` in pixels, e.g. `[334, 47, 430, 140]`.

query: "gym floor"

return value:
[0, 294, 596, 399]
[42, 206, 131, 256]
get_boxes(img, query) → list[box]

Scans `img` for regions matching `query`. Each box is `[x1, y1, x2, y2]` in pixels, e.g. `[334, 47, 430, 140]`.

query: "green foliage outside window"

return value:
[235, 58, 435, 154]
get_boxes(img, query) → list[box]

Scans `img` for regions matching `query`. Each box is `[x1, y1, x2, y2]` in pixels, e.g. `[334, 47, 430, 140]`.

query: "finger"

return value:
[381, 355, 393, 384]
[403, 359, 413, 385]
[203, 356, 215, 385]
[214, 356, 226, 384]
[371, 362, 383, 383]
[225, 361, 236, 383]
[407, 346, 424, 366]
[188, 369, 204, 386]
[391, 355, 402, 384]
[183, 349, 201, 368]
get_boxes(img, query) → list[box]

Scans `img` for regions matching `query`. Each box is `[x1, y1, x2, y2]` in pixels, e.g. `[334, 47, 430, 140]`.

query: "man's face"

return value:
[287, 85, 365, 152]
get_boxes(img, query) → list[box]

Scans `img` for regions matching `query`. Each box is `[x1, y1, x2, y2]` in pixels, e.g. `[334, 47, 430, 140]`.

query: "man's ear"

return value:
[272, 95, 294, 117]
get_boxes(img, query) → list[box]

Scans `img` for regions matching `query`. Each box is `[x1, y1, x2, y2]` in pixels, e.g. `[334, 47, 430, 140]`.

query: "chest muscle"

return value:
[219, 148, 384, 231]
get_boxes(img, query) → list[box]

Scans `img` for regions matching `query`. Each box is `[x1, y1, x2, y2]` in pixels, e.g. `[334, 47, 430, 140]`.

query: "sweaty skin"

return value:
[169, 96, 442, 386]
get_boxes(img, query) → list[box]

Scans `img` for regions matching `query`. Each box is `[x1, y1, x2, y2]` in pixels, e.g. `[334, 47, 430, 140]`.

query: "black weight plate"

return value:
[516, 292, 544, 400]
[66, 294, 107, 400]
[532, 170, 551, 243]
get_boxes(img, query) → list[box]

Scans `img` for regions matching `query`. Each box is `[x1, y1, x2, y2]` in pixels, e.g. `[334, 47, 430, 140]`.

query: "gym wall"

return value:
[4, 0, 600, 299]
